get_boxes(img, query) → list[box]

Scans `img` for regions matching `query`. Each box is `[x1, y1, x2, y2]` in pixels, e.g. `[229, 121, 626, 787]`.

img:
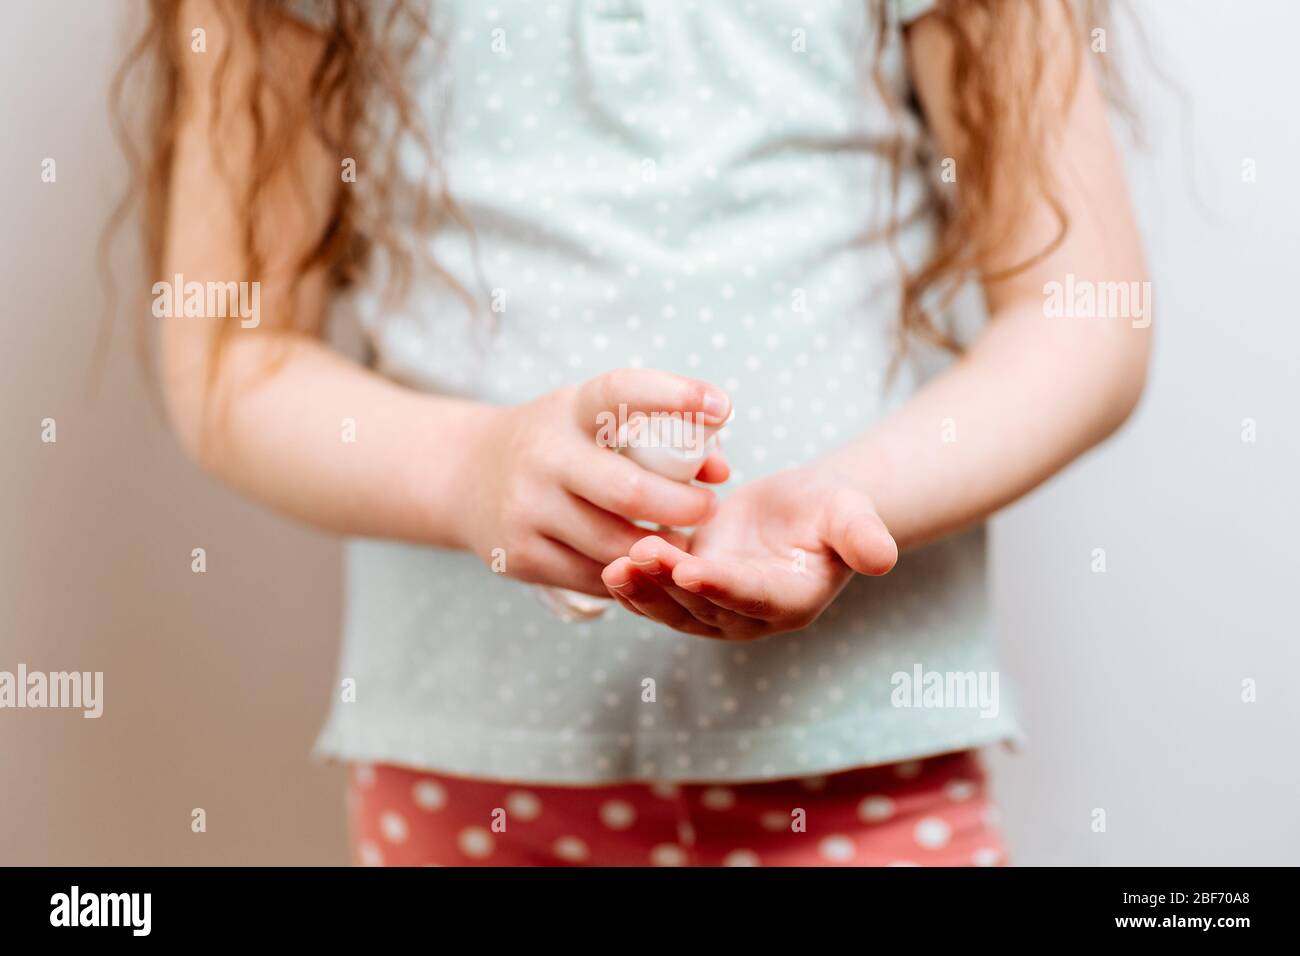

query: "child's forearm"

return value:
[851, 8, 1152, 552]
[155, 5, 497, 548]
[825, 296, 1150, 552]
[164, 327, 493, 549]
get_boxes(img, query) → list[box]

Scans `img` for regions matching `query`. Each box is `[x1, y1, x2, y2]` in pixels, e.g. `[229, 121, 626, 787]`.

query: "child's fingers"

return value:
[626, 534, 691, 572]
[623, 537, 763, 633]
[819, 487, 898, 576]
[525, 536, 611, 597]
[601, 555, 641, 591]
[656, 529, 691, 551]
[656, 579, 767, 634]
[694, 451, 730, 485]
[540, 494, 661, 565]
[567, 452, 716, 527]
[695, 454, 729, 485]
[670, 557, 780, 621]
[602, 561, 723, 638]
[574, 368, 731, 430]
[608, 588, 648, 619]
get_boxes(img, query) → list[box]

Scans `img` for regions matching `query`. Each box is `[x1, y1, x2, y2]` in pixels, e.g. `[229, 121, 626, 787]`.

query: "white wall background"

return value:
[1, 0, 1296, 865]
[987, 0, 1300, 864]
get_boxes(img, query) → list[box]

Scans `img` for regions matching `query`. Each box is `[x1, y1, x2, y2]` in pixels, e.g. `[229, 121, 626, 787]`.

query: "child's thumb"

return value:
[820, 487, 898, 576]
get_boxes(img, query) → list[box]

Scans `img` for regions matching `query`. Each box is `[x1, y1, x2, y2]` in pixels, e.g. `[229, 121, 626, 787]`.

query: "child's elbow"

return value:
[1097, 317, 1153, 438]
[161, 375, 211, 471]
[158, 325, 221, 471]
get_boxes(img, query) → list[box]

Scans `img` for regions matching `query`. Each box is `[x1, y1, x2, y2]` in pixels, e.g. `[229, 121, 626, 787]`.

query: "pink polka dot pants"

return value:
[349, 750, 1006, 867]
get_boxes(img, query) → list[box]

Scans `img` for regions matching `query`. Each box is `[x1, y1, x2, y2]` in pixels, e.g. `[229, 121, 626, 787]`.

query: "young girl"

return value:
[125, 0, 1149, 866]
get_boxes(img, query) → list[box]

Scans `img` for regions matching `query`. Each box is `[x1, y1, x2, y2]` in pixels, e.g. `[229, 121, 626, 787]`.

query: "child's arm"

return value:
[601, 8, 1151, 637]
[160, 1, 729, 596]
[825, 10, 1151, 552]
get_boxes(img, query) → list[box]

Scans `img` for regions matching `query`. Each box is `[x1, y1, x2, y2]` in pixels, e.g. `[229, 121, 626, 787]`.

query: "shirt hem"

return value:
[311, 713, 1025, 787]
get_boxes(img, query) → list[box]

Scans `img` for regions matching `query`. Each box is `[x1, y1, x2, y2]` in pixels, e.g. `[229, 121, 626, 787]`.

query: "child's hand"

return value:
[455, 369, 731, 596]
[600, 466, 897, 639]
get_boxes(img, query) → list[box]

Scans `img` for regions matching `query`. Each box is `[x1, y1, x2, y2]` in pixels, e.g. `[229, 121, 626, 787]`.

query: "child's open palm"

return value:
[601, 466, 897, 639]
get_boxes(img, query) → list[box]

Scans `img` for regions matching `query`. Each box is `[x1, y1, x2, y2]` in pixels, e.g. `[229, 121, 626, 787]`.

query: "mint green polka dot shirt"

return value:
[308, 0, 1022, 783]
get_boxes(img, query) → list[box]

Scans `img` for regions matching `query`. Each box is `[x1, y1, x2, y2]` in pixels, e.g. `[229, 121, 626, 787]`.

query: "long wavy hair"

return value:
[105, 0, 1129, 396]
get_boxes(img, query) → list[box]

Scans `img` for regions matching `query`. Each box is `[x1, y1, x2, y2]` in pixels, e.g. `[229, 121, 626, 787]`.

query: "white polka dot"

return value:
[799, 775, 829, 791]
[700, 787, 735, 811]
[857, 795, 895, 823]
[759, 810, 791, 832]
[972, 847, 1002, 867]
[599, 799, 637, 830]
[893, 760, 923, 780]
[353, 764, 376, 788]
[553, 836, 590, 862]
[677, 821, 696, 847]
[818, 835, 856, 862]
[723, 849, 761, 867]
[357, 840, 383, 867]
[913, 817, 952, 850]
[944, 779, 976, 802]
[412, 780, 447, 812]
[458, 826, 495, 859]
[379, 810, 409, 844]
[649, 782, 680, 800]
[505, 790, 542, 821]
[650, 843, 688, 866]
